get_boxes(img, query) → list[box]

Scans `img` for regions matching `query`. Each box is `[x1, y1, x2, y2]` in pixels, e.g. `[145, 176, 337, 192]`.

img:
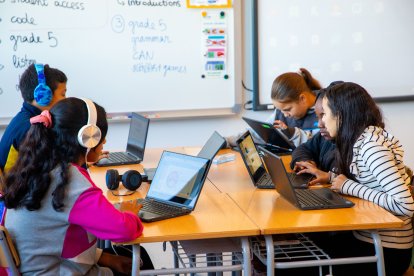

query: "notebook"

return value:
[144, 131, 225, 181]
[138, 151, 210, 222]
[96, 113, 149, 167]
[259, 146, 354, 210]
[236, 131, 309, 189]
[242, 116, 295, 155]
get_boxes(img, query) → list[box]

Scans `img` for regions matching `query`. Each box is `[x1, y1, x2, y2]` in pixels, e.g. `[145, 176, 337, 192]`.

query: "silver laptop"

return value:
[96, 113, 149, 167]
[237, 131, 310, 189]
[138, 151, 210, 222]
[144, 131, 225, 181]
[259, 146, 354, 210]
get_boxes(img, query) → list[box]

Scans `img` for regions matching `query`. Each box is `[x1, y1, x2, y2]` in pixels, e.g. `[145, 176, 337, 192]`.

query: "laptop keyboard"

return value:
[257, 173, 274, 188]
[109, 152, 136, 162]
[140, 199, 189, 216]
[295, 189, 333, 207]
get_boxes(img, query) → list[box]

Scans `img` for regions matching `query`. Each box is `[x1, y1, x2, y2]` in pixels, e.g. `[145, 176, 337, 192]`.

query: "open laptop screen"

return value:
[125, 113, 149, 158]
[237, 132, 267, 181]
[146, 151, 209, 209]
[197, 131, 225, 160]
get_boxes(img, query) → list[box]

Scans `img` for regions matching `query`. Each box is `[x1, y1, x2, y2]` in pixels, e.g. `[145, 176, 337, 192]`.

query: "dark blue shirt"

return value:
[0, 102, 41, 171]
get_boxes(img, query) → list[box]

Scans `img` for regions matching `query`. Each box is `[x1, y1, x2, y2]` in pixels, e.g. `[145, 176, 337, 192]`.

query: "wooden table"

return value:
[207, 149, 404, 276]
[90, 147, 403, 276]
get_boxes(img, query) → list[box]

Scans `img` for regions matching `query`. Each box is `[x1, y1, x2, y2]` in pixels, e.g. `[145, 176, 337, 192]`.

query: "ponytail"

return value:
[271, 68, 321, 103]
[298, 68, 322, 91]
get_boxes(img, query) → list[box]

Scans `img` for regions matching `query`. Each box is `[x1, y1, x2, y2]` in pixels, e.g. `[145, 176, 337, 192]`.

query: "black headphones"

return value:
[106, 169, 148, 194]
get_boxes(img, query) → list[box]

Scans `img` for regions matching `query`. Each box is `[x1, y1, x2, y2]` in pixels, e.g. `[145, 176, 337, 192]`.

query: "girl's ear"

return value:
[298, 92, 307, 104]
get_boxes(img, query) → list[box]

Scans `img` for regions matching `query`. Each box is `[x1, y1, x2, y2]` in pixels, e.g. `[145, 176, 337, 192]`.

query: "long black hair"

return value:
[324, 82, 384, 179]
[3, 97, 108, 211]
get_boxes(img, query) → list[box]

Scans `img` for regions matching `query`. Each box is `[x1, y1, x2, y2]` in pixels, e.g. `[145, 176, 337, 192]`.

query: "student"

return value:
[0, 64, 67, 173]
[268, 67, 322, 147]
[227, 68, 322, 148]
[290, 82, 344, 182]
[320, 82, 413, 276]
[2, 97, 152, 275]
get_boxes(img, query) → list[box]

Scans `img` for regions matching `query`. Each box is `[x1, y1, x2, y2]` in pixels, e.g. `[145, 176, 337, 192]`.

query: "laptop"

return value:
[144, 131, 226, 181]
[259, 146, 354, 210]
[138, 151, 210, 222]
[242, 116, 295, 155]
[236, 131, 309, 189]
[96, 113, 149, 167]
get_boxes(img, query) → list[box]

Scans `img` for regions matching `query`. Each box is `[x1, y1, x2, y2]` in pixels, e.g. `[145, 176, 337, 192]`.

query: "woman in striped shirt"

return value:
[322, 82, 414, 275]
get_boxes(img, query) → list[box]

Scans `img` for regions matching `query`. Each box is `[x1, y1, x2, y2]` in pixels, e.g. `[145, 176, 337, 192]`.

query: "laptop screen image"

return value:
[125, 112, 150, 159]
[237, 131, 268, 184]
[146, 151, 209, 209]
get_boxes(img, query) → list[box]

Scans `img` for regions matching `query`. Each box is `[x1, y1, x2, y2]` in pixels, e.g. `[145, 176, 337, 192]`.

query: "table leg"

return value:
[265, 235, 274, 276]
[241, 237, 252, 276]
[132, 244, 141, 276]
[371, 231, 385, 276]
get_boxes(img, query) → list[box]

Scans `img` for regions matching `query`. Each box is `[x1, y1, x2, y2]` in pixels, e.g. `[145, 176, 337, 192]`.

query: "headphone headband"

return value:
[33, 63, 52, 106]
[34, 64, 46, 85]
[81, 98, 97, 127]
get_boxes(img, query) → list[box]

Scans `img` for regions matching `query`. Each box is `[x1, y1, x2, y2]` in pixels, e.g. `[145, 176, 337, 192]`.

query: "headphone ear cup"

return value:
[34, 84, 52, 106]
[106, 169, 120, 190]
[78, 124, 102, 148]
[122, 170, 142, 191]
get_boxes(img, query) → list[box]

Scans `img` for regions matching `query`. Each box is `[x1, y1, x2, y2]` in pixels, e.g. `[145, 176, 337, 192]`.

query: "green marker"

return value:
[262, 124, 271, 129]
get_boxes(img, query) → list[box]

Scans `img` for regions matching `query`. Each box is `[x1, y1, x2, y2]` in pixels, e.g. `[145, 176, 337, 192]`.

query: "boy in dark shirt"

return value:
[0, 64, 67, 172]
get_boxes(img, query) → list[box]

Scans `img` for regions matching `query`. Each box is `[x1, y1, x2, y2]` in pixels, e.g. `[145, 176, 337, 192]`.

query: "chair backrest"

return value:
[0, 225, 20, 275]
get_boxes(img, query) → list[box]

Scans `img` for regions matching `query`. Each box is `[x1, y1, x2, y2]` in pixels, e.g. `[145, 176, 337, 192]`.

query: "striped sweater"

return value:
[340, 126, 414, 249]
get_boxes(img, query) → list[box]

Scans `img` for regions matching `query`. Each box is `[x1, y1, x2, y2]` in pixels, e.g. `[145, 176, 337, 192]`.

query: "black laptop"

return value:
[138, 151, 210, 222]
[242, 116, 294, 155]
[259, 147, 354, 210]
[96, 113, 149, 167]
[144, 131, 225, 181]
[237, 131, 309, 189]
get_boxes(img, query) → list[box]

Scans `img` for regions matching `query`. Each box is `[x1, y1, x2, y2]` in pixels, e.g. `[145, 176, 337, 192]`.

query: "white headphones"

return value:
[77, 98, 102, 148]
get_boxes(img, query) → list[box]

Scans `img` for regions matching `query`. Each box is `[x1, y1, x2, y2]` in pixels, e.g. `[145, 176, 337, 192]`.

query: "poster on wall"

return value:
[200, 11, 229, 79]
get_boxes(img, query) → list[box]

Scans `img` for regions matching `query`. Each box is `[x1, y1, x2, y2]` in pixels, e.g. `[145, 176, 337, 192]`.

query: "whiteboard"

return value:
[0, 0, 241, 120]
[257, 0, 414, 106]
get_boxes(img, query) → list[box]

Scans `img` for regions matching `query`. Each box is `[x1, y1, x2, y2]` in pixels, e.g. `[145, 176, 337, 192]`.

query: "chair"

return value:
[0, 225, 20, 275]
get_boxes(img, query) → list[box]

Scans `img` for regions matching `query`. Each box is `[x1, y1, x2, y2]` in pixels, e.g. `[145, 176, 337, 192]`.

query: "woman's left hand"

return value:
[331, 174, 347, 192]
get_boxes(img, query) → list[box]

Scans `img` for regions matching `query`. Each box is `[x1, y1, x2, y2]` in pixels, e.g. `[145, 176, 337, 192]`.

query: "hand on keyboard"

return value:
[294, 161, 330, 185]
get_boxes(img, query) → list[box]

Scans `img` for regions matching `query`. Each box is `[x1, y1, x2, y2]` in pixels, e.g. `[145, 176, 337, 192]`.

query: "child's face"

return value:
[322, 98, 338, 138]
[87, 138, 106, 163]
[314, 99, 332, 140]
[272, 95, 309, 120]
[48, 82, 67, 108]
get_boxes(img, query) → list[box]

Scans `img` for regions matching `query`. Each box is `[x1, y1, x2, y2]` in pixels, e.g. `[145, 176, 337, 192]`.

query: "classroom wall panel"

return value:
[254, 0, 414, 109]
[0, 0, 241, 121]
